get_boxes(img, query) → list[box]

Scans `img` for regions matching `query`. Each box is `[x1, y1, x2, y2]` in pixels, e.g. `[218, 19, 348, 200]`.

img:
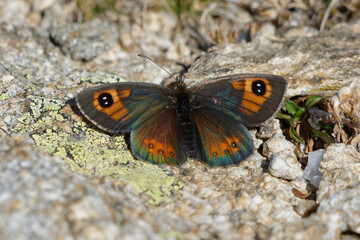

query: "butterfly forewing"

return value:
[130, 109, 186, 165]
[76, 82, 173, 133]
[191, 74, 287, 127]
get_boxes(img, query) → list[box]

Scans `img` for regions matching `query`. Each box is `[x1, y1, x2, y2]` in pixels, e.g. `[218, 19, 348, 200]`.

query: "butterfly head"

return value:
[165, 73, 187, 93]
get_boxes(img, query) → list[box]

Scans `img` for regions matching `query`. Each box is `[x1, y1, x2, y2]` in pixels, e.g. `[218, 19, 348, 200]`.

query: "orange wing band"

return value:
[93, 89, 131, 121]
[232, 79, 272, 115]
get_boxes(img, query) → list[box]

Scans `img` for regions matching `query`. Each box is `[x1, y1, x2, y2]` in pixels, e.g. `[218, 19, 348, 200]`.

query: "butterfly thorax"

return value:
[174, 87, 197, 158]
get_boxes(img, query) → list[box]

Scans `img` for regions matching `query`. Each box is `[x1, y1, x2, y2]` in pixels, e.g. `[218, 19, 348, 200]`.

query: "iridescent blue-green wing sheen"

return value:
[130, 109, 186, 165]
[191, 74, 287, 127]
[192, 108, 254, 166]
[76, 82, 173, 133]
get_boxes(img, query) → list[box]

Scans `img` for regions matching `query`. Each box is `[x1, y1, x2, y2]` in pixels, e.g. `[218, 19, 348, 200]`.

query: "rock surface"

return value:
[1, 1, 360, 239]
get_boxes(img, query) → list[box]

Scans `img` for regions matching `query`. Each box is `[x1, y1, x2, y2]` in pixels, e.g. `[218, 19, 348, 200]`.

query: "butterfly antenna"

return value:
[138, 54, 177, 82]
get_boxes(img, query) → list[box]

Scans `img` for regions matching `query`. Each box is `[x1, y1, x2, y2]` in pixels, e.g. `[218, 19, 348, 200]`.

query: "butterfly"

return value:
[76, 73, 286, 166]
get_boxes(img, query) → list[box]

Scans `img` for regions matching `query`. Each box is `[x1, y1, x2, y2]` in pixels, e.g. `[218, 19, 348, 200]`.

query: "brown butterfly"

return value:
[77, 73, 286, 166]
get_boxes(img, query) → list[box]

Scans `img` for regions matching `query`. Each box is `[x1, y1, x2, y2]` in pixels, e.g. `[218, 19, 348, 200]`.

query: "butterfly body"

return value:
[76, 74, 286, 166]
[173, 89, 198, 159]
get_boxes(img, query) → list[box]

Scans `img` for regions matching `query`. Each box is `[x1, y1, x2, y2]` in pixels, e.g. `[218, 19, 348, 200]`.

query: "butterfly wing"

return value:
[191, 74, 287, 127]
[76, 82, 173, 133]
[192, 108, 254, 166]
[190, 74, 286, 166]
[130, 109, 186, 165]
[76, 82, 186, 165]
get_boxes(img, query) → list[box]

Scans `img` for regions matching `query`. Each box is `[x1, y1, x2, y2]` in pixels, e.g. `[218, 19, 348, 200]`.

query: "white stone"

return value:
[262, 134, 295, 159]
[303, 149, 325, 188]
[268, 149, 303, 180]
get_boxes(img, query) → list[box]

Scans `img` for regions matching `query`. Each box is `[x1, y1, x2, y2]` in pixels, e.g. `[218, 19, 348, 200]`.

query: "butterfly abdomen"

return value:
[176, 92, 197, 158]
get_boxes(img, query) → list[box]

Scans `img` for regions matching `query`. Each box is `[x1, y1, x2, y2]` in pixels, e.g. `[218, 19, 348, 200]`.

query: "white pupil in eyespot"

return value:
[257, 84, 261, 92]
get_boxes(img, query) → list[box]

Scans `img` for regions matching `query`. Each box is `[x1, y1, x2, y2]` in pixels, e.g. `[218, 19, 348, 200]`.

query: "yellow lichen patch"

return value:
[14, 95, 65, 133]
[317, 72, 328, 78]
[31, 123, 133, 173]
[309, 85, 343, 94]
[13, 94, 183, 205]
[161, 231, 185, 240]
[0, 92, 10, 101]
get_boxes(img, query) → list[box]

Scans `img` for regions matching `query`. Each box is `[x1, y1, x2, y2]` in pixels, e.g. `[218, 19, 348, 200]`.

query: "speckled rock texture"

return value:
[184, 24, 360, 97]
[1, 1, 360, 239]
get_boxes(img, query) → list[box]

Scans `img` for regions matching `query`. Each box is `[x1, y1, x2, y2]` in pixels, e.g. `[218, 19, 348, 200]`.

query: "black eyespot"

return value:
[98, 93, 114, 108]
[148, 143, 154, 149]
[158, 149, 164, 155]
[252, 80, 266, 96]
[170, 151, 175, 157]
[224, 149, 230, 155]
[212, 152, 218, 157]
[231, 142, 237, 148]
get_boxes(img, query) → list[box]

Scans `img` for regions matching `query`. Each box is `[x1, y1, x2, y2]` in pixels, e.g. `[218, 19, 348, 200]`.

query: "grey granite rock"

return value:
[317, 144, 360, 203]
[1, 1, 360, 239]
[0, 138, 162, 240]
[184, 23, 360, 97]
[50, 20, 118, 61]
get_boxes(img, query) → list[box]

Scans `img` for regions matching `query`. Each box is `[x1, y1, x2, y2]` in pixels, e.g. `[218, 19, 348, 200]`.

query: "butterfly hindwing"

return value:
[192, 108, 254, 166]
[76, 82, 173, 133]
[192, 74, 286, 127]
[130, 109, 186, 165]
